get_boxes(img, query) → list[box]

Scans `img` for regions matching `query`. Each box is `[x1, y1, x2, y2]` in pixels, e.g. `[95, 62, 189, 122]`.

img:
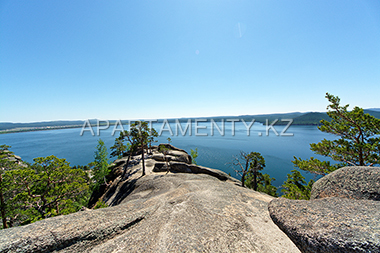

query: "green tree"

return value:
[190, 148, 198, 165]
[117, 130, 138, 179]
[293, 93, 380, 176]
[110, 137, 129, 159]
[91, 139, 110, 190]
[248, 153, 266, 191]
[148, 128, 158, 154]
[115, 122, 157, 178]
[246, 173, 278, 197]
[129, 121, 151, 176]
[93, 199, 108, 209]
[0, 145, 22, 229]
[281, 170, 314, 200]
[232, 151, 265, 187]
[7, 155, 89, 225]
[1, 167, 33, 228]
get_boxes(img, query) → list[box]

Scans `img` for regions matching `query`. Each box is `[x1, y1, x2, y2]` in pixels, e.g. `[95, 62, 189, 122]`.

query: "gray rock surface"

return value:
[269, 166, 380, 253]
[0, 173, 300, 252]
[3, 152, 27, 168]
[0, 145, 300, 252]
[153, 161, 240, 185]
[269, 197, 380, 253]
[98, 144, 240, 207]
[310, 166, 380, 200]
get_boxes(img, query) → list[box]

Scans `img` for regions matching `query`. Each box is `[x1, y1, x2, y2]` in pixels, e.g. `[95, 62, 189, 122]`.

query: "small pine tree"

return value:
[91, 139, 110, 190]
[93, 199, 108, 209]
[281, 169, 314, 200]
[190, 148, 198, 165]
[110, 136, 128, 159]
[232, 151, 265, 188]
[0, 145, 21, 229]
[246, 173, 278, 197]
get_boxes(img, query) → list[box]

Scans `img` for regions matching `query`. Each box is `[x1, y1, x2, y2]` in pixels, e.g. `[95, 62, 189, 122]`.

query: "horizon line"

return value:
[2, 108, 379, 124]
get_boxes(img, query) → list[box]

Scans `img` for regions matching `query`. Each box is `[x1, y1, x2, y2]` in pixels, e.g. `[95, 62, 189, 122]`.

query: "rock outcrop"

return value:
[269, 166, 380, 253]
[269, 197, 380, 253]
[0, 145, 300, 253]
[2, 150, 27, 168]
[310, 166, 380, 201]
[90, 144, 241, 208]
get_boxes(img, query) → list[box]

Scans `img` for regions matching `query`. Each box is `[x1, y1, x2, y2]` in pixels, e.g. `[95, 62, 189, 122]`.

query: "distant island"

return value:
[1, 109, 380, 134]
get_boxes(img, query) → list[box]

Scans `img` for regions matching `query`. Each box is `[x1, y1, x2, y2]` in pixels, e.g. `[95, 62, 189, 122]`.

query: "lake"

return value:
[0, 121, 334, 188]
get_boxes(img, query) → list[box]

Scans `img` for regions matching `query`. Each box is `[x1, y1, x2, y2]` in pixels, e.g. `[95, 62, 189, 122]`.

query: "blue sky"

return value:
[1, 0, 380, 122]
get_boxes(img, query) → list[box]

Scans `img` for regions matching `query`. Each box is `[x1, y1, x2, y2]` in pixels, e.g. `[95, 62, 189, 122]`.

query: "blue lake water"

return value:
[0, 121, 334, 188]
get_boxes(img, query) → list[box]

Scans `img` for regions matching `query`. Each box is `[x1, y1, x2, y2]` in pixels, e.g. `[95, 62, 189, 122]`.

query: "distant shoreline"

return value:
[0, 121, 121, 135]
[0, 125, 83, 134]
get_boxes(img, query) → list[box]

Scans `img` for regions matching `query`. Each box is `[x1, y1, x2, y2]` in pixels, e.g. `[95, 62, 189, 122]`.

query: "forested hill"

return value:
[237, 112, 329, 125]
[288, 112, 331, 125]
[252, 109, 380, 125]
[367, 108, 380, 112]
[174, 109, 380, 125]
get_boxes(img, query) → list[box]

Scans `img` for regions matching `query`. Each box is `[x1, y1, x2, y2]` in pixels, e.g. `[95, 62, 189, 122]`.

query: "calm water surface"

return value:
[0, 122, 334, 188]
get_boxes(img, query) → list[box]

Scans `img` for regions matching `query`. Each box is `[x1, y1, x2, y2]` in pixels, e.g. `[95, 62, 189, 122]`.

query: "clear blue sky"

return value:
[1, 0, 380, 122]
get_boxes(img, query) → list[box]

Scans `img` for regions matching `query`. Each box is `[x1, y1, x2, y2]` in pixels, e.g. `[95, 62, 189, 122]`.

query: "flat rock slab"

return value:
[0, 173, 300, 253]
[311, 166, 380, 200]
[269, 197, 380, 253]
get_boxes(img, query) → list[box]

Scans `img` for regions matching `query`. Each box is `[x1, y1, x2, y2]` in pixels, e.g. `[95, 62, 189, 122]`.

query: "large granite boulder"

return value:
[0, 173, 300, 252]
[152, 144, 192, 164]
[311, 166, 380, 200]
[269, 166, 380, 253]
[269, 197, 380, 253]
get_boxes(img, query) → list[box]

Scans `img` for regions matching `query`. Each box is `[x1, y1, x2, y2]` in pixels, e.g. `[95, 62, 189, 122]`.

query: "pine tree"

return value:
[246, 173, 278, 197]
[294, 93, 380, 175]
[0, 145, 19, 229]
[232, 151, 265, 188]
[110, 137, 128, 159]
[91, 139, 110, 190]
[4, 155, 89, 226]
[281, 170, 314, 200]
[190, 148, 198, 165]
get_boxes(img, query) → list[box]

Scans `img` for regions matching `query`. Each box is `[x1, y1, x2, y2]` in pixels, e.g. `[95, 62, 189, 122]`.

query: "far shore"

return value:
[0, 125, 84, 134]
